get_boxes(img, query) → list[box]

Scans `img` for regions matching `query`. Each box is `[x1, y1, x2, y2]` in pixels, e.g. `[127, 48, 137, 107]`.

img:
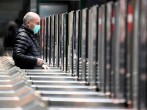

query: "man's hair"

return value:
[23, 12, 39, 25]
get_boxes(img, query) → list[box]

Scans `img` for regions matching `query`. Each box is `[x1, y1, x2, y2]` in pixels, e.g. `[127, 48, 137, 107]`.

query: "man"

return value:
[13, 12, 48, 69]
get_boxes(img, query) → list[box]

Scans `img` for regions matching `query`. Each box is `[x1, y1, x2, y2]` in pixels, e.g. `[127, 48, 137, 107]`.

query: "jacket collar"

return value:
[21, 24, 34, 35]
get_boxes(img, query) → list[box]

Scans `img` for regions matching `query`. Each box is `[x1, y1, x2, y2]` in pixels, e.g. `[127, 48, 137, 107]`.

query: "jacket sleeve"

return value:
[13, 32, 37, 67]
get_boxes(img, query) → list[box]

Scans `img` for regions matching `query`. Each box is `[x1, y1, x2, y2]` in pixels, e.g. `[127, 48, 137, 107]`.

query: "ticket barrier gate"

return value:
[38, 0, 147, 109]
[25, 68, 129, 109]
[0, 58, 130, 110]
[0, 57, 47, 110]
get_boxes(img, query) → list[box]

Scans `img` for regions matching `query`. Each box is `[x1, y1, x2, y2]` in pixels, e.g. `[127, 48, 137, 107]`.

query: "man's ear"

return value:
[26, 21, 30, 28]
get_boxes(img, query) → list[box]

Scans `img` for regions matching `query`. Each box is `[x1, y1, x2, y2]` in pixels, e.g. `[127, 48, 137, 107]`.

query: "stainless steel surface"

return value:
[0, 57, 48, 110]
[26, 68, 126, 108]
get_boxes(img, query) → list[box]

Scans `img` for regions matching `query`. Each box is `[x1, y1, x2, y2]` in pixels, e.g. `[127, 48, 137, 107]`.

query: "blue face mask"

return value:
[33, 24, 40, 34]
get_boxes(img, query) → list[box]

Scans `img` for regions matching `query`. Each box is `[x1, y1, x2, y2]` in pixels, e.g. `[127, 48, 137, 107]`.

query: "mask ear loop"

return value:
[26, 20, 36, 30]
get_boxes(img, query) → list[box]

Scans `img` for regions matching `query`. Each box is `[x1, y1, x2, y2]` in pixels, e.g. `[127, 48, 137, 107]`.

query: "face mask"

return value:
[33, 24, 40, 34]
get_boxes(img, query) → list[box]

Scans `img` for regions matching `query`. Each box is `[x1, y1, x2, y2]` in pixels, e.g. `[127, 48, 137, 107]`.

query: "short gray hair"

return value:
[23, 12, 39, 24]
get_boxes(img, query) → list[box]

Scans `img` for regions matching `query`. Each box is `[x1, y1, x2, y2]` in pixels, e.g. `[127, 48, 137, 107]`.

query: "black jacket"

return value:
[13, 25, 41, 69]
